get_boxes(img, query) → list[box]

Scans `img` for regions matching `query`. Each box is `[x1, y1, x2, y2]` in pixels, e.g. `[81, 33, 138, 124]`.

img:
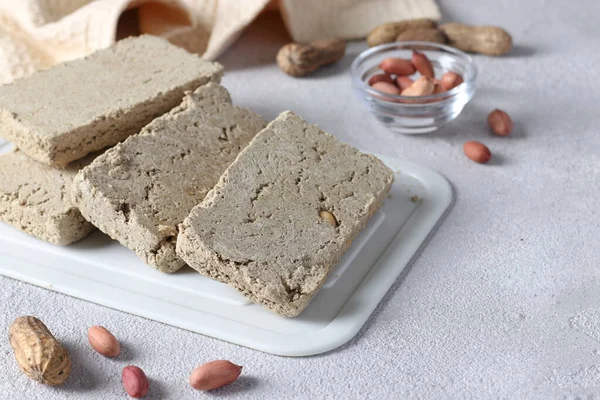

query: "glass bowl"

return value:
[351, 42, 477, 134]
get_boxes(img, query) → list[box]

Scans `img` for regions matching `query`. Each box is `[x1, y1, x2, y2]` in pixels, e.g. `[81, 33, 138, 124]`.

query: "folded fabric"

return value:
[0, 0, 440, 85]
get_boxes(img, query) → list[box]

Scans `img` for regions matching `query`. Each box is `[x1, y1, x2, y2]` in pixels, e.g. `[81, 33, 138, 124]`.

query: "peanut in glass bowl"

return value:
[351, 42, 477, 134]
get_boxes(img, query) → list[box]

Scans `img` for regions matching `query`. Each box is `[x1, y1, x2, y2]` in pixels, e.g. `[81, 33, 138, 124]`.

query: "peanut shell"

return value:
[9, 316, 71, 386]
[440, 23, 512, 56]
[367, 19, 438, 47]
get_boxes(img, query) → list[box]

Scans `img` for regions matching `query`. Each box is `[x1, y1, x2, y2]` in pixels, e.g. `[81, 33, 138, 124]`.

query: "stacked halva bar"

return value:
[0, 35, 394, 317]
[0, 35, 222, 166]
[0, 35, 223, 245]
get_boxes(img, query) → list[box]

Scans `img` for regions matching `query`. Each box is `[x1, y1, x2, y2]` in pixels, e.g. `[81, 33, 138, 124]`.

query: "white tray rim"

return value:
[0, 155, 452, 356]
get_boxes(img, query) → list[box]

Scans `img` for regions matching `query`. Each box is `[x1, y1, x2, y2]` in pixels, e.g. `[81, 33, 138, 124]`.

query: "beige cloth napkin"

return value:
[0, 0, 440, 85]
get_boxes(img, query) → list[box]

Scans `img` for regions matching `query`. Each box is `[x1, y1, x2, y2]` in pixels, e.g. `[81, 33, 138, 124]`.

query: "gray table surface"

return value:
[1, 0, 599, 398]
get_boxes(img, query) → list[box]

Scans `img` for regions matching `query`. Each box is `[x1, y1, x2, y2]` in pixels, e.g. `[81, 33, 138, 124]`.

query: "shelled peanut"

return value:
[488, 109, 513, 136]
[368, 51, 464, 100]
[88, 326, 120, 357]
[411, 51, 434, 79]
[122, 365, 149, 398]
[396, 76, 414, 91]
[190, 360, 243, 391]
[440, 72, 464, 91]
[401, 76, 435, 97]
[464, 141, 492, 164]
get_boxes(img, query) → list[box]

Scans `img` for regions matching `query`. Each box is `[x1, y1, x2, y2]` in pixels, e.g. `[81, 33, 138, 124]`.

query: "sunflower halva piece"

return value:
[0, 35, 223, 166]
[0, 150, 94, 245]
[176, 111, 394, 317]
[72, 83, 266, 273]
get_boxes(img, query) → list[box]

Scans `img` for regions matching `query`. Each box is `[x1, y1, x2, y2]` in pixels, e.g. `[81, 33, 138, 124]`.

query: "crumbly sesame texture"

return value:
[72, 83, 266, 273]
[0, 150, 94, 245]
[177, 111, 394, 317]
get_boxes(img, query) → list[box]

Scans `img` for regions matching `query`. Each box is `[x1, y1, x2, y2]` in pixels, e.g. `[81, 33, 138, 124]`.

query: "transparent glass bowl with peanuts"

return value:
[351, 42, 477, 134]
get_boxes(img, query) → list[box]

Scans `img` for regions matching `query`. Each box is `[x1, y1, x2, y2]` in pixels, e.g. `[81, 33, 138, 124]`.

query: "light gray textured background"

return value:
[1, 0, 599, 398]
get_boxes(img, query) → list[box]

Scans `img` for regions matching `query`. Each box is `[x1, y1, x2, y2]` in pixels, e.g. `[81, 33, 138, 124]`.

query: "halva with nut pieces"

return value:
[177, 111, 394, 317]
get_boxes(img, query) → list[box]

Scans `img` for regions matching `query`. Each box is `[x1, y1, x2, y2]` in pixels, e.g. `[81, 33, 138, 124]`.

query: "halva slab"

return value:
[0, 35, 223, 166]
[0, 150, 94, 245]
[177, 111, 394, 317]
[72, 83, 266, 273]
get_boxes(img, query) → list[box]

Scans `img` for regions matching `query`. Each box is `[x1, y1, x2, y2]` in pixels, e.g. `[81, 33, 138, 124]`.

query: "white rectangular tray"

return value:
[0, 149, 451, 356]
